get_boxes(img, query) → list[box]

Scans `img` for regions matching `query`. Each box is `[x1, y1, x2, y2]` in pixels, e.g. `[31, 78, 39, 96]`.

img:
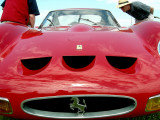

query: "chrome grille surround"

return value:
[21, 95, 137, 119]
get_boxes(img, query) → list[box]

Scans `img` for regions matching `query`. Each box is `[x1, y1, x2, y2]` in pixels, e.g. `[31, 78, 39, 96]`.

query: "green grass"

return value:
[117, 112, 160, 120]
[1, 112, 160, 120]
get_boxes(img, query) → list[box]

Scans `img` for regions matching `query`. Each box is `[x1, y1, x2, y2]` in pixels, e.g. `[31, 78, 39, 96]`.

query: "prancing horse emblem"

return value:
[70, 97, 87, 115]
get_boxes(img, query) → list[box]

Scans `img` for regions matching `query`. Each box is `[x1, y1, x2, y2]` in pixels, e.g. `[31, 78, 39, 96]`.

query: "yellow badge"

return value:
[76, 45, 83, 50]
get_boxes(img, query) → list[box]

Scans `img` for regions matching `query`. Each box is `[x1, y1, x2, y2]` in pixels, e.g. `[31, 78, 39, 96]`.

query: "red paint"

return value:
[68, 24, 95, 32]
[0, 13, 160, 119]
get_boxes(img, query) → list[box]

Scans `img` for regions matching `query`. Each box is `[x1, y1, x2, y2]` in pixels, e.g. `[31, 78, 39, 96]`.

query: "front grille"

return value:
[21, 95, 136, 119]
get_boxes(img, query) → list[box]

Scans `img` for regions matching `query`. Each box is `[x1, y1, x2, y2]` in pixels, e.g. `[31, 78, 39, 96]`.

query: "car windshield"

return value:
[40, 9, 120, 28]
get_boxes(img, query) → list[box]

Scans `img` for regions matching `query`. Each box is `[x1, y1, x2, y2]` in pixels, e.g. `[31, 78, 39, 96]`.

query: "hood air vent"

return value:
[21, 57, 52, 70]
[106, 56, 137, 69]
[19, 57, 52, 75]
[63, 56, 95, 71]
[21, 95, 136, 119]
[106, 56, 137, 74]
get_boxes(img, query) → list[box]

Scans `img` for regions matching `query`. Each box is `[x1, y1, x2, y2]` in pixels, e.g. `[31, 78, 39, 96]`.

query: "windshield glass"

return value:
[40, 9, 120, 28]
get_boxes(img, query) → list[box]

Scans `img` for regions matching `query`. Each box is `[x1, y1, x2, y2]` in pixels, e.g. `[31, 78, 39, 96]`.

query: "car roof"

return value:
[51, 8, 110, 12]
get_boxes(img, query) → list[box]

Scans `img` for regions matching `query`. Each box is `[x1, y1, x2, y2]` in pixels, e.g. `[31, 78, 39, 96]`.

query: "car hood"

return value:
[0, 22, 159, 95]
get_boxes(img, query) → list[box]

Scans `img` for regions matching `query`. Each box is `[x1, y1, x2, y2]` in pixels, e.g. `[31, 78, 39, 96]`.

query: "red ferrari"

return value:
[0, 8, 160, 120]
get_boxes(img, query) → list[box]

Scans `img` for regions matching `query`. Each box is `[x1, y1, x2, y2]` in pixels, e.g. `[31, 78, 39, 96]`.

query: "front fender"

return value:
[130, 21, 160, 54]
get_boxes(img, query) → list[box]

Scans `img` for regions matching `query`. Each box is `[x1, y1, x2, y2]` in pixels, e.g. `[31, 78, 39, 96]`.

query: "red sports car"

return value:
[0, 8, 160, 120]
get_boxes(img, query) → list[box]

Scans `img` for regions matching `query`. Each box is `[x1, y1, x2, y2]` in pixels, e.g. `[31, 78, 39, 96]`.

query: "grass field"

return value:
[1, 112, 160, 120]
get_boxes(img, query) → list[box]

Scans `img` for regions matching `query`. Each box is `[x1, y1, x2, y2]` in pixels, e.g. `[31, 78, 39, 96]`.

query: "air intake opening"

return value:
[106, 56, 137, 74]
[19, 57, 52, 75]
[106, 56, 137, 69]
[21, 95, 136, 119]
[21, 57, 52, 70]
[62, 56, 95, 71]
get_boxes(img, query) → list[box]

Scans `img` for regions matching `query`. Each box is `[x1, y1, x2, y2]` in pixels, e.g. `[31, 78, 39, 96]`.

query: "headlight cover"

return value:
[0, 97, 13, 114]
[146, 95, 160, 112]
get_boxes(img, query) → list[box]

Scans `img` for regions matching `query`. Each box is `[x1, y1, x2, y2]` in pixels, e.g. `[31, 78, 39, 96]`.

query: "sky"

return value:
[0, 0, 160, 27]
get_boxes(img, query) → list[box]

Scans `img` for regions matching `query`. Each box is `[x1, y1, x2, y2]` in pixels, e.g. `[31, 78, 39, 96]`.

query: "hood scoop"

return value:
[68, 24, 94, 32]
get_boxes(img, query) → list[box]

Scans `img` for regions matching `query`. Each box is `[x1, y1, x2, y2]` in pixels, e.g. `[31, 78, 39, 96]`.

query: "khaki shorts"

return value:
[135, 14, 154, 23]
[1, 21, 14, 23]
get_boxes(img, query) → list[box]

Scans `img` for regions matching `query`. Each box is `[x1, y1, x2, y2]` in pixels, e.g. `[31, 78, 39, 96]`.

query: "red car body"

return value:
[0, 8, 160, 120]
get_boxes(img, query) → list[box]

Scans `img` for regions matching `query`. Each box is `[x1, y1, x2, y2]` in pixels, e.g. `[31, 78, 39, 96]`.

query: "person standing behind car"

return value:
[1, 0, 40, 28]
[117, 0, 154, 23]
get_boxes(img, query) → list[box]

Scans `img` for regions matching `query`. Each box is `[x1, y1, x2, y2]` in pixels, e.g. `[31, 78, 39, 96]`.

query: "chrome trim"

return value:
[0, 97, 10, 102]
[148, 94, 160, 99]
[158, 42, 160, 55]
[21, 95, 137, 119]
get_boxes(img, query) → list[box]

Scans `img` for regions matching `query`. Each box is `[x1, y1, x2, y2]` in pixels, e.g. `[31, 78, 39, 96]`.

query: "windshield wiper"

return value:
[79, 18, 102, 26]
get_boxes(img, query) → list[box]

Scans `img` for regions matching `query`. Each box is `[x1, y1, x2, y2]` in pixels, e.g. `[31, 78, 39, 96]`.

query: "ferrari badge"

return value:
[76, 45, 83, 50]
[70, 97, 87, 116]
